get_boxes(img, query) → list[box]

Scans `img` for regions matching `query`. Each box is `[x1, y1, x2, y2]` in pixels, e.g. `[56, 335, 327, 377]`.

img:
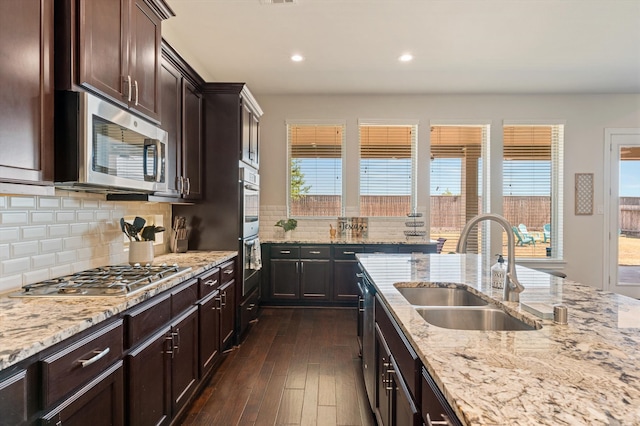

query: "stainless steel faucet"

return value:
[455, 213, 525, 302]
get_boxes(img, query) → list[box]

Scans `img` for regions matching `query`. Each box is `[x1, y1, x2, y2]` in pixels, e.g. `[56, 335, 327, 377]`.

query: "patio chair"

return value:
[543, 223, 551, 243]
[512, 226, 535, 246]
[518, 224, 540, 244]
[436, 237, 447, 254]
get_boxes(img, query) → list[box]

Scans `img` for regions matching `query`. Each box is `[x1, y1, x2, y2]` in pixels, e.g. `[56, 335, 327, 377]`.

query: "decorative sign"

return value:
[337, 217, 368, 239]
[575, 173, 594, 215]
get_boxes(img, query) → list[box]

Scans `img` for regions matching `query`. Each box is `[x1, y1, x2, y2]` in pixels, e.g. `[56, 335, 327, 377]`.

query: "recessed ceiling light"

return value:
[399, 53, 413, 62]
[291, 54, 304, 62]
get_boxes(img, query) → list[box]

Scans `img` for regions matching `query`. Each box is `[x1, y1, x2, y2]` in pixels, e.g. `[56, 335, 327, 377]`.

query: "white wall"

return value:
[0, 191, 171, 293]
[257, 93, 640, 289]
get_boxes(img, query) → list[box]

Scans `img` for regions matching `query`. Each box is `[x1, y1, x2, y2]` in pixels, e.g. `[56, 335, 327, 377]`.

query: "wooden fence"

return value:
[290, 195, 640, 234]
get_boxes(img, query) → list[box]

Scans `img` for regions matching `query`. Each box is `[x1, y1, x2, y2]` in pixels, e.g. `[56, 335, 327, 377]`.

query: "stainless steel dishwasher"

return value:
[357, 265, 376, 409]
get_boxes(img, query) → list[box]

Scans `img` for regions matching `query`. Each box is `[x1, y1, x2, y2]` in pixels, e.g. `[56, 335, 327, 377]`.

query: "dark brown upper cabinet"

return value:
[203, 83, 263, 171]
[0, 0, 54, 191]
[156, 42, 204, 201]
[55, 0, 174, 122]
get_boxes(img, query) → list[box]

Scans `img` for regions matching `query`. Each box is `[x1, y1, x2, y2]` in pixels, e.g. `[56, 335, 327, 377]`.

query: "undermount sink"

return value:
[396, 286, 488, 306]
[416, 307, 540, 331]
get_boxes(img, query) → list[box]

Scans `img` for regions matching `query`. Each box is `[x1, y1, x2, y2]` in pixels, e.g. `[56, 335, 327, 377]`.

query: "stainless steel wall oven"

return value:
[240, 166, 260, 297]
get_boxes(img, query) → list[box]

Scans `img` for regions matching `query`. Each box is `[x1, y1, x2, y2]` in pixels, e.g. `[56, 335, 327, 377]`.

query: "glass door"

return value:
[607, 130, 640, 298]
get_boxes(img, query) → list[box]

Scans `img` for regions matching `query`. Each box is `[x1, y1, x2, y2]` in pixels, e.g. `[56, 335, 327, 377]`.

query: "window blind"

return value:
[503, 124, 564, 259]
[359, 123, 417, 217]
[287, 123, 344, 217]
[430, 125, 487, 254]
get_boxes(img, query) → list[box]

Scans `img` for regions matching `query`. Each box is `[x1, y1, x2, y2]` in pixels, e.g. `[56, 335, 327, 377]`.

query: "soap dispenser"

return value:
[491, 254, 506, 289]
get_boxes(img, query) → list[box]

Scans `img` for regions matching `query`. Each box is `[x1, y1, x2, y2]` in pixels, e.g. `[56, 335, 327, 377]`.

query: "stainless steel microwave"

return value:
[54, 91, 168, 193]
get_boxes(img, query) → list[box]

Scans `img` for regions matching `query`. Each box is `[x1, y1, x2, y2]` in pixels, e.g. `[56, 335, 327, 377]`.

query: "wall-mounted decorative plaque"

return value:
[575, 173, 594, 215]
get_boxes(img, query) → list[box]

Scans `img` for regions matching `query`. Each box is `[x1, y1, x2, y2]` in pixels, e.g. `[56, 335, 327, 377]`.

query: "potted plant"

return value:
[275, 218, 297, 240]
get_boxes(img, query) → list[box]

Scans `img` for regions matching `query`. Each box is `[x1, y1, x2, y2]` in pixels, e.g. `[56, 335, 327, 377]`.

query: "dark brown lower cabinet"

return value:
[219, 280, 236, 350]
[300, 259, 331, 300]
[171, 306, 199, 416]
[199, 290, 221, 376]
[126, 326, 172, 426]
[40, 361, 124, 426]
[333, 260, 361, 302]
[421, 367, 462, 426]
[126, 306, 199, 426]
[0, 370, 28, 425]
[375, 325, 420, 426]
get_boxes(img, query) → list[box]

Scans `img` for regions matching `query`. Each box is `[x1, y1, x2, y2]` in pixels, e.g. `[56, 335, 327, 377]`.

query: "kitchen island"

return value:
[358, 253, 640, 425]
[0, 250, 236, 371]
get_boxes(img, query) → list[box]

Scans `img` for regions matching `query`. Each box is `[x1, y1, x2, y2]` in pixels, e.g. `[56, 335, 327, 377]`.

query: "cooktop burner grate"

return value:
[13, 264, 191, 297]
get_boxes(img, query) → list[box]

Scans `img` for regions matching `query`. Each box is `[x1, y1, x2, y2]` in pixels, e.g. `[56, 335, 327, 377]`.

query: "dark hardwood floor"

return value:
[180, 307, 376, 426]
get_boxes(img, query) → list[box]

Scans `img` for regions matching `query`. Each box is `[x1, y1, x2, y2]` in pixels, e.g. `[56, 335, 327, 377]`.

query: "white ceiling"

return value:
[162, 0, 640, 96]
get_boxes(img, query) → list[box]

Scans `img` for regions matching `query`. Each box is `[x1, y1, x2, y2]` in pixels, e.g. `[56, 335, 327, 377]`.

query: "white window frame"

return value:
[501, 119, 565, 262]
[285, 119, 346, 218]
[358, 118, 419, 217]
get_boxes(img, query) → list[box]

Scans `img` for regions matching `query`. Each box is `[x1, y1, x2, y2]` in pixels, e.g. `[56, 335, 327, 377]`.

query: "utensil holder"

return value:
[129, 241, 154, 265]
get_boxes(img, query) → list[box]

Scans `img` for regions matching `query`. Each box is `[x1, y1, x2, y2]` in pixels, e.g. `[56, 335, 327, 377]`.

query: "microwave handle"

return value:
[153, 140, 162, 182]
[143, 139, 163, 182]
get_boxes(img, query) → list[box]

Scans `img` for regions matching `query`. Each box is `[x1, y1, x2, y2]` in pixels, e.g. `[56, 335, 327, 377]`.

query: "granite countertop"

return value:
[0, 250, 236, 372]
[357, 253, 640, 426]
[260, 238, 436, 244]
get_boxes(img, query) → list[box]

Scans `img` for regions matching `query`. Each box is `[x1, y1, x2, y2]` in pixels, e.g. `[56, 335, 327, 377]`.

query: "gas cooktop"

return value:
[10, 264, 192, 297]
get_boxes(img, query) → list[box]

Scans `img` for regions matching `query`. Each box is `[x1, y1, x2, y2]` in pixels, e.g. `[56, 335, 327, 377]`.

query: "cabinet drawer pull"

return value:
[426, 413, 451, 426]
[205, 279, 218, 287]
[356, 273, 364, 278]
[78, 347, 110, 368]
[279, 250, 291, 254]
[343, 251, 355, 255]
[309, 250, 321, 254]
[224, 269, 234, 275]
[247, 303, 256, 311]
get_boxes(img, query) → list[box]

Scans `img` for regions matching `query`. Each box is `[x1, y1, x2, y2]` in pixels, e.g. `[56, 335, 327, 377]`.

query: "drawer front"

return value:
[364, 244, 398, 254]
[172, 278, 199, 317]
[398, 244, 437, 254]
[270, 245, 300, 259]
[199, 267, 221, 299]
[220, 260, 236, 284]
[300, 246, 330, 259]
[42, 319, 123, 407]
[332, 245, 364, 260]
[0, 370, 28, 425]
[125, 291, 171, 349]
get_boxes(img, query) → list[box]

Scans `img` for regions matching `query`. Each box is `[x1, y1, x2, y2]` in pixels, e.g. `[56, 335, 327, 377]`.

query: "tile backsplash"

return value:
[0, 190, 171, 293]
[260, 205, 428, 242]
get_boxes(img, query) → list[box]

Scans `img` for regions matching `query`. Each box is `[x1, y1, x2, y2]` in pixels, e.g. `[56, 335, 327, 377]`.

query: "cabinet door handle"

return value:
[172, 330, 180, 354]
[165, 334, 175, 358]
[133, 80, 139, 105]
[185, 177, 191, 195]
[124, 75, 132, 102]
[221, 291, 227, 307]
[78, 347, 110, 368]
[178, 176, 185, 194]
[205, 279, 218, 287]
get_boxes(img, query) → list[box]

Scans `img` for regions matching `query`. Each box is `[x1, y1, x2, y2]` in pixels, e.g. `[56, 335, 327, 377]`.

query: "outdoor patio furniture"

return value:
[513, 226, 536, 246]
[543, 223, 551, 243]
[518, 224, 541, 243]
[436, 237, 447, 254]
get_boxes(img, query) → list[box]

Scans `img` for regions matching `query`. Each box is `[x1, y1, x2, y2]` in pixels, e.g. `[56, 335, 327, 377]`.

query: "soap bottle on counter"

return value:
[491, 254, 506, 289]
